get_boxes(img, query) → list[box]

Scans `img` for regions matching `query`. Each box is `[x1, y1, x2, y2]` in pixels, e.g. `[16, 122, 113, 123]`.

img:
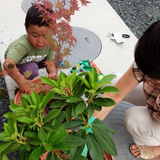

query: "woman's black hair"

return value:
[25, 5, 52, 30]
[135, 20, 160, 79]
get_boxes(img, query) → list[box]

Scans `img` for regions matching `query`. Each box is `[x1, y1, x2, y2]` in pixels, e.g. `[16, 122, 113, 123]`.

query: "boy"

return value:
[3, 5, 57, 94]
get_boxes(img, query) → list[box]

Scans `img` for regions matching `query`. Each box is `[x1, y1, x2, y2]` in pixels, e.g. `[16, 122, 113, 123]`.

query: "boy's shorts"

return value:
[17, 61, 45, 80]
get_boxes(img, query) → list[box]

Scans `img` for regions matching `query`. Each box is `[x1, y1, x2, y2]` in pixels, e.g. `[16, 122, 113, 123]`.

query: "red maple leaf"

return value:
[63, 47, 72, 57]
[55, 0, 65, 9]
[80, 0, 91, 6]
[69, 0, 79, 11]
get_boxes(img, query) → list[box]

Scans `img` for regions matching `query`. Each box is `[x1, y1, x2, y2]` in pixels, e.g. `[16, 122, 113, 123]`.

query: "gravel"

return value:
[107, 0, 160, 39]
[1, 0, 160, 159]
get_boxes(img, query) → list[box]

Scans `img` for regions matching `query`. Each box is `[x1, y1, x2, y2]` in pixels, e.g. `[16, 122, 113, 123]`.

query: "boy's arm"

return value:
[45, 60, 57, 79]
[93, 64, 139, 120]
[3, 58, 35, 94]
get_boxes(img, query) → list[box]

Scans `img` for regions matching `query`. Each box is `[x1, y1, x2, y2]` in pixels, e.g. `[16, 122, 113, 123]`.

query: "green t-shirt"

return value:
[5, 34, 55, 64]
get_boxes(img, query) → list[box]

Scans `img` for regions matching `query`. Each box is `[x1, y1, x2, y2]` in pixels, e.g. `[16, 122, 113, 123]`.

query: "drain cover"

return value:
[64, 27, 102, 67]
[103, 101, 142, 160]
[22, 0, 71, 13]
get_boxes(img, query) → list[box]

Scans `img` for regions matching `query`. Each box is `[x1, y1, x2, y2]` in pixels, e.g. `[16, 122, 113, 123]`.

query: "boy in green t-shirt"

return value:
[3, 5, 57, 94]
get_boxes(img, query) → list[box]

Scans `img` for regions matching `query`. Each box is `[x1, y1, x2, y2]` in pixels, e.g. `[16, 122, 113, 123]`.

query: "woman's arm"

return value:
[93, 64, 139, 120]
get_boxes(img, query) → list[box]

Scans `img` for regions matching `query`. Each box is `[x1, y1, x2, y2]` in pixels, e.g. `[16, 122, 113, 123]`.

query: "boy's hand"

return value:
[45, 60, 57, 79]
[18, 80, 35, 94]
[48, 71, 58, 79]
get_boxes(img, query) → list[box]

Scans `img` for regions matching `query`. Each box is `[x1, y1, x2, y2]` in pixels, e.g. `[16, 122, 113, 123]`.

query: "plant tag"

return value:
[111, 32, 124, 44]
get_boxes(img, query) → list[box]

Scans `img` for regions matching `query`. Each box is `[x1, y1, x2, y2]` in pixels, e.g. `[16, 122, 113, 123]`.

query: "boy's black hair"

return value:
[135, 20, 160, 79]
[25, 5, 52, 30]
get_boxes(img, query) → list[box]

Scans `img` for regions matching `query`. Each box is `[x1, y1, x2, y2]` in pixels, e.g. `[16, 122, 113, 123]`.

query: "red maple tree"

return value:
[34, 0, 90, 66]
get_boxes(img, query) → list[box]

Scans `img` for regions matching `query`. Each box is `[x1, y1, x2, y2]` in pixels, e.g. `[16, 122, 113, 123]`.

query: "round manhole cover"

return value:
[22, 0, 71, 13]
[64, 27, 102, 67]
[103, 101, 143, 160]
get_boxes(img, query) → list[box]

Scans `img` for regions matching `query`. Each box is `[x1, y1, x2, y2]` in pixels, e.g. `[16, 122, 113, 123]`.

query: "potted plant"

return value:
[0, 65, 119, 160]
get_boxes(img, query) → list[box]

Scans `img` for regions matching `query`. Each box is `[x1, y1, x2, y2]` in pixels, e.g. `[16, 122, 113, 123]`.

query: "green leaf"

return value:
[86, 103, 95, 114]
[86, 133, 104, 160]
[58, 71, 67, 82]
[52, 88, 64, 95]
[92, 126, 117, 156]
[27, 105, 37, 109]
[70, 144, 86, 160]
[9, 104, 25, 112]
[0, 142, 12, 154]
[41, 76, 58, 88]
[64, 120, 82, 129]
[100, 74, 116, 84]
[16, 117, 34, 123]
[56, 111, 66, 126]
[64, 135, 85, 147]
[40, 91, 55, 110]
[52, 94, 65, 100]
[22, 94, 34, 105]
[91, 67, 98, 83]
[93, 97, 116, 107]
[21, 97, 29, 108]
[25, 131, 37, 138]
[43, 124, 56, 132]
[68, 71, 77, 85]
[38, 91, 44, 102]
[0, 132, 8, 141]
[75, 102, 86, 115]
[66, 105, 72, 124]
[0, 143, 22, 156]
[29, 146, 45, 160]
[72, 76, 80, 88]
[2, 154, 9, 160]
[45, 143, 52, 152]
[25, 144, 31, 152]
[87, 70, 94, 85]
[52, 142, 72, 150]
[65, 96, 83, 103]
[10, 99, 15, 105]
[8, 118, 15, 134]
[38, 128, 46, 143]
[72, 155, 88, 160]
[44, 109, 60, 123]
[73, 80, 81, 95]
[92, 119, 115, 134]
[49, 99, 67, 109]
[94, 105, 102, 111]
[31, 90, 39, 106]
[29, 138, 42, 145]
[2, 112, 12, 119]
[94, 74, 116, 90]
[98, 86, 119, 94]
[78, 76, 90, 89]
[4, 124, 12, 136]
[50, 129, 68, 145]
[76, 84, 85, 97]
